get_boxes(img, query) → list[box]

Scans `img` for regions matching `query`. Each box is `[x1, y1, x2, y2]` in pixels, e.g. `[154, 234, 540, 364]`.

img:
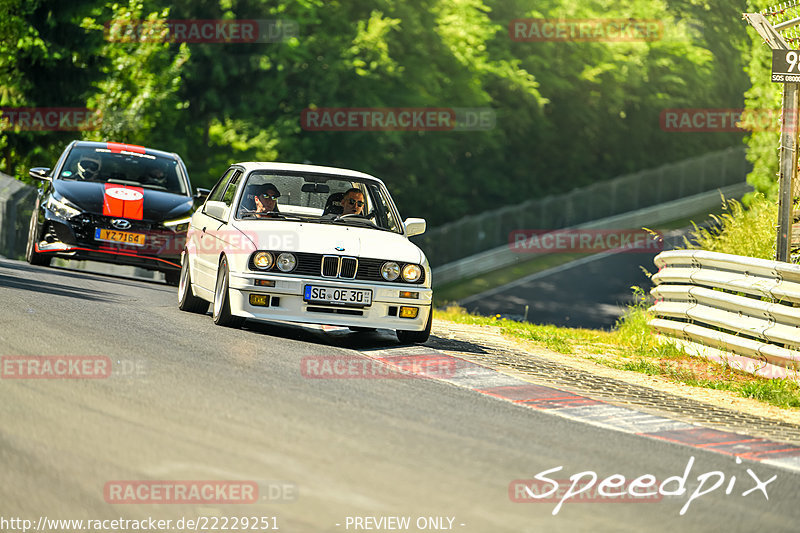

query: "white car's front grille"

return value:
[321, 255, 358, 279]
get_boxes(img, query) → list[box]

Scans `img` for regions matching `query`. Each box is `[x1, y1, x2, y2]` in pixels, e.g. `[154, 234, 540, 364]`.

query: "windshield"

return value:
[59, 145, 188, 195]
[235, 171, 403, 233]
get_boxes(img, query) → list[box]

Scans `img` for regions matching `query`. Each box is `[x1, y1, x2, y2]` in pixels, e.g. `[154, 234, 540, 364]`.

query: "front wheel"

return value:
[178, 254, 208, 314]
[212, 256, 244, 328]
[396, 308, 432, 344]
[26, 209, 51, 267]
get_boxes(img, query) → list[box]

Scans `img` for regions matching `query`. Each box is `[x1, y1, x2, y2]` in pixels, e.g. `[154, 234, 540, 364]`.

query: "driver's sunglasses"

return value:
[347, 199, 365, 207]
[260, 194, 279, 200]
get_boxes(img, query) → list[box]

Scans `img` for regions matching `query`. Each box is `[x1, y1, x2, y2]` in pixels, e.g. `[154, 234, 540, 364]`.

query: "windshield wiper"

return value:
[326, 218, 395, 232]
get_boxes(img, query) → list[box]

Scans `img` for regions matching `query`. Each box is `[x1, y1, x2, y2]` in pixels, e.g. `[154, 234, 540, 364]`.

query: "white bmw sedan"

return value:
[178, 162, 432, 343]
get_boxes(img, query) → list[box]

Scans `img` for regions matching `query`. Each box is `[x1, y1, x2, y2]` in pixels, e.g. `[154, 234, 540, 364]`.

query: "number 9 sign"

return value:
[788, 51, 798, 72]
[772, 49, 800, 82]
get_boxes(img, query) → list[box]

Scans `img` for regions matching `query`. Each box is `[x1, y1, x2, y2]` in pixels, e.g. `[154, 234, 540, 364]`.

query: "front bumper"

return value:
[228, 272, 432, 330]
[35, 211, 184, 272]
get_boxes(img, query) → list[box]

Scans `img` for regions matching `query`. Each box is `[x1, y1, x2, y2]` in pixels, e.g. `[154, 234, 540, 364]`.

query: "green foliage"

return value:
[742, 0, 782, 198]
[615, 285, 687, 359]
[81, 1, 190, 150]
[682, 193, 776, 259]
[740, 379, 800, 408]
[1, 0, 753, 225]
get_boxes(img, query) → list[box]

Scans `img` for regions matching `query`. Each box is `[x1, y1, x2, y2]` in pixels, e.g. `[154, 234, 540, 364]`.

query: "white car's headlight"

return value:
[276, 252, 296, 272]
[46, 195, 81, 219]
[402, 264, 422, 283]
[253, 251, 273, 270]
[163, 216, 191, 233]
[381, 261, 400, 281]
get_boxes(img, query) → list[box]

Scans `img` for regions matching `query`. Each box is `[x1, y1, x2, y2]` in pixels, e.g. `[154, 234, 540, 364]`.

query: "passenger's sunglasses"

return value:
[347, 199, 364, 207]
[259, 194, 279, 200]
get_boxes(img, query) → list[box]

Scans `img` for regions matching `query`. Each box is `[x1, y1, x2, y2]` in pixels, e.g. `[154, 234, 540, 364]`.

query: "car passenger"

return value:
[341, 188, 365, 216]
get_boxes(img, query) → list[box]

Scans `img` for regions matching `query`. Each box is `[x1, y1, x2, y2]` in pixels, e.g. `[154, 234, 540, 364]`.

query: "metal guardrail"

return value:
[649, 250, 800, 380]
[434, 182, 752, 286]
[0, 171, 36, 260]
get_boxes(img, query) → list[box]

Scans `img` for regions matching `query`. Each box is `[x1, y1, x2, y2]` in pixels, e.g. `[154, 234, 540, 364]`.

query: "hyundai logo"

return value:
[334, 246, 345, 251]
[111, 219, 131, 230]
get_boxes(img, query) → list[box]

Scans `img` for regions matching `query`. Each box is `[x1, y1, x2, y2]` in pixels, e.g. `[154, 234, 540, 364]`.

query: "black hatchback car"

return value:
[25, 140, 206, 284]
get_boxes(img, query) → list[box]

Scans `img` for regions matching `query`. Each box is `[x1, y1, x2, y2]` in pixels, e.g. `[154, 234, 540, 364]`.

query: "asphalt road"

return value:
[459, 229, 690, 330]
[2, 257, 800, 532]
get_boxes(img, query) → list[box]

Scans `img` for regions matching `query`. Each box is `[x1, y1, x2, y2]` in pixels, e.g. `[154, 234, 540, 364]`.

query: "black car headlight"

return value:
[46, 195, 81, 219]
[163, 216, 191, 233]
[381, 261, 400, 281]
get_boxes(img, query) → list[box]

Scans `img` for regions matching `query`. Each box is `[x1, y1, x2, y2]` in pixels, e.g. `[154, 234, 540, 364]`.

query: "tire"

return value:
[26, 209, 51, 267]
[212, 256, 244, 328]
[178, 254, 208, 314]
[164, 270, 180, 286]
[396, 308, 432, 344]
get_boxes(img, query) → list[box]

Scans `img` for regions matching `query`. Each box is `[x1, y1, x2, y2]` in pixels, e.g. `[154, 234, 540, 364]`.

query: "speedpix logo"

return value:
[510, 456, 776, 515]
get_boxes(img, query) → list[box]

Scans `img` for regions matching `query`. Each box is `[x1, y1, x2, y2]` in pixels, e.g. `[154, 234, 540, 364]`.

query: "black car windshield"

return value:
[59, 145, 188, 195]
[235, 172, 403, 234]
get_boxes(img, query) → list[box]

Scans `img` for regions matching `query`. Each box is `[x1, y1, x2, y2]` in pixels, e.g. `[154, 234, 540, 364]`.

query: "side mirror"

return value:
[204, 200, 229, 221]
[29, 167, 52, 181]
[404, 217, 426, 237]
[194, 187, 210, 201]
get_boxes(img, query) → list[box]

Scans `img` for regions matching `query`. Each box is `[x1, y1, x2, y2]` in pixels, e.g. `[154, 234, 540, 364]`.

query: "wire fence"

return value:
[411, 146, 750, 267]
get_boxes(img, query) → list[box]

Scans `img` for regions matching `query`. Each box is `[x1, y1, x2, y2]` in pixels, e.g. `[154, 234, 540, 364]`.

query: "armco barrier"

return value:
[434, 182, 752, 286]
[649, 250, 800, 380]
[0, 171, 35, 260]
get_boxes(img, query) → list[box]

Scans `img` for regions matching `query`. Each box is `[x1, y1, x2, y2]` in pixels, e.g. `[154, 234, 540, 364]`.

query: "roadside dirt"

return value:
[430, 319, 800, 443]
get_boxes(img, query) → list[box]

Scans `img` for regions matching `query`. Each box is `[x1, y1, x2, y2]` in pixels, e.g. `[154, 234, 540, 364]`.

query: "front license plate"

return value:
[94, 228, 145, 246]
[304, 285, 372, 307]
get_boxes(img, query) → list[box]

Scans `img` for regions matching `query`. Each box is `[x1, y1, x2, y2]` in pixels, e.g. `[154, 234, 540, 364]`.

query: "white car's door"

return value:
[192, 168, 241, 292]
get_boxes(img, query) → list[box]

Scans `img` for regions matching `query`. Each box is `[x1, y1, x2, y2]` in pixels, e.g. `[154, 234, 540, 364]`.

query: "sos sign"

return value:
[772, 49, 800, 82]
